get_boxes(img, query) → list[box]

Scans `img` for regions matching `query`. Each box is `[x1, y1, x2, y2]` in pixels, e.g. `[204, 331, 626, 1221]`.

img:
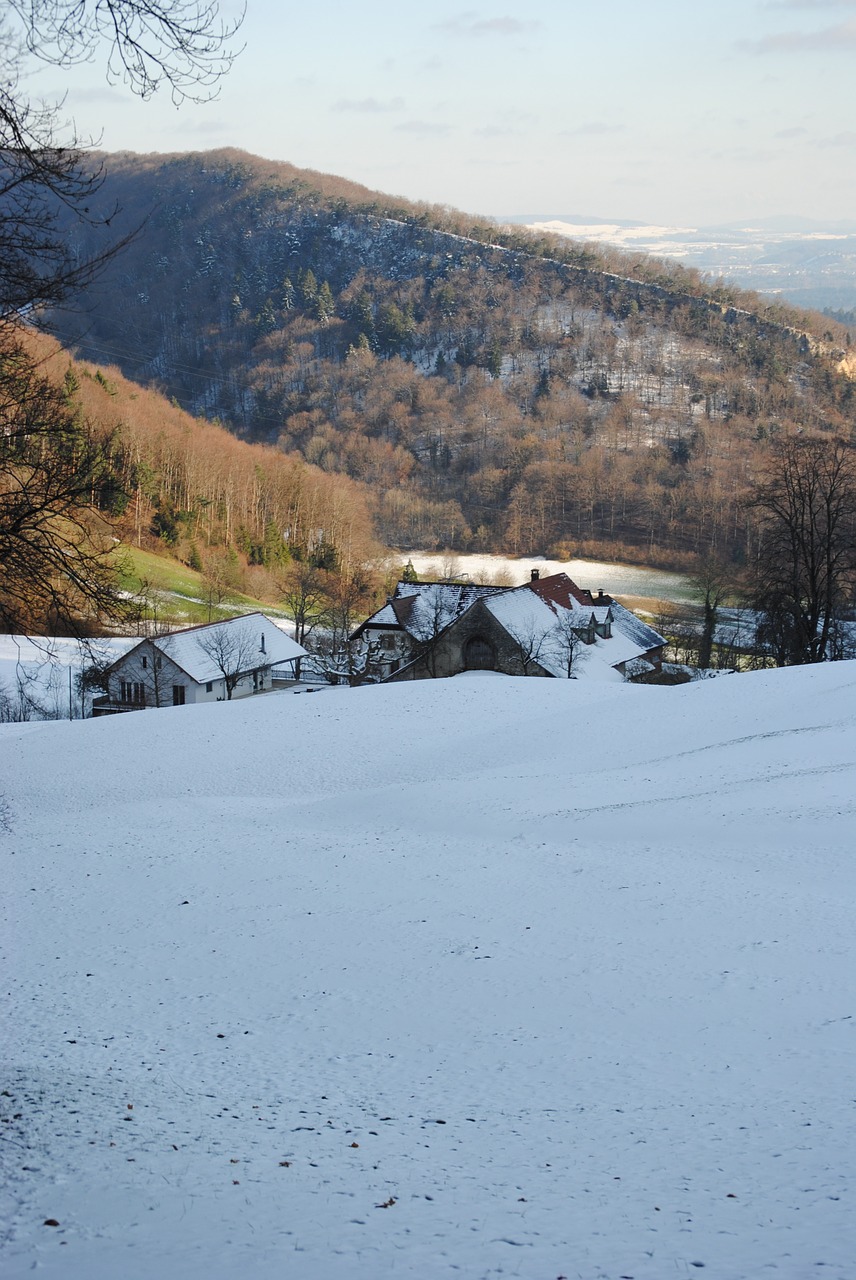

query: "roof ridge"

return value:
[152, 610, 268, 642]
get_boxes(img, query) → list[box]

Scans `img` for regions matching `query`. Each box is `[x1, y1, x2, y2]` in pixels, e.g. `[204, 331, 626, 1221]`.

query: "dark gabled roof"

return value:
[527, 572, 600, 611]
[392, 577, 503, 611]
[351, 579, 504, 642]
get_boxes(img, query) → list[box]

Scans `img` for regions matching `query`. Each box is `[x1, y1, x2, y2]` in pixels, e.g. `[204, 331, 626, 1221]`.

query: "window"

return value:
[121, 680, 145, 705]
[260, 632, 266, 654]
[464, 635, 496, 671]
[380, 634, 397, 652]
[205, 681, 213, 693]
[141, 655, 148, 669]
[172, 685, 186, 706]
[155, 655, 162, 671]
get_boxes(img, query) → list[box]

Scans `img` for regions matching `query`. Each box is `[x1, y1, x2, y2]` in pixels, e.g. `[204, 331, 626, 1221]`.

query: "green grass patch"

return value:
[114, 545, 292, 628]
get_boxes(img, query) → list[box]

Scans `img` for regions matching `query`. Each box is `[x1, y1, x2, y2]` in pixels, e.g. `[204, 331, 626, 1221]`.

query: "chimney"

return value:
[597, 589, 605, 602]
[531, 568, 540, 582]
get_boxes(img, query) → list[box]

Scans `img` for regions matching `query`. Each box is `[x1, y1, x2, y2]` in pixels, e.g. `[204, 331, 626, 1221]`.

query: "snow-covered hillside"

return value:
[3, 667, 855, 1279]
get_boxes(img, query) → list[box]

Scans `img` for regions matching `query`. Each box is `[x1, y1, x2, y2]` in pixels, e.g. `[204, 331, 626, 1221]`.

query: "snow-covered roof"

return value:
[117, 614, 306, 685]
[353, 580, 503, 641]
[484, 574, 665, 679]
[484, 586, 559, 652]
[355, 572, 664, 680]
[361, 602, 399, 628]
[392, 581, 502, 638]
[608, 600, 666, 654]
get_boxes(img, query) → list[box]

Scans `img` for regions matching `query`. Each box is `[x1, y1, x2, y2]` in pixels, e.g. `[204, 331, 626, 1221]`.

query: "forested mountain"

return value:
[49, 149, 856, 569]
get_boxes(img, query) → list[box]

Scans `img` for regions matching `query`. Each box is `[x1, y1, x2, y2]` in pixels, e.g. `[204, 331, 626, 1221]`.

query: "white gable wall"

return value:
[107, 639, 285, 708]
[107, 641, 206, 708]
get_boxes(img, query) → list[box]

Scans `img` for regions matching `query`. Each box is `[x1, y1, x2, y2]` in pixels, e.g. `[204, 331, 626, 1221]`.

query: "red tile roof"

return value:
[527, 573, 609, 612]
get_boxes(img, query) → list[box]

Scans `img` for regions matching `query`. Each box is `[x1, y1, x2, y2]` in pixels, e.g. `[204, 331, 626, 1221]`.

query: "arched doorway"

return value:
[464, 634, 496, 671]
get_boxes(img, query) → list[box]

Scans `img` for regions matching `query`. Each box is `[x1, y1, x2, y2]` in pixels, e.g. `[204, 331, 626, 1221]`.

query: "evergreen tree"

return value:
[315, 281, 335, 324]
[300, 269, 318, 308]
[254, 298, 277, 334]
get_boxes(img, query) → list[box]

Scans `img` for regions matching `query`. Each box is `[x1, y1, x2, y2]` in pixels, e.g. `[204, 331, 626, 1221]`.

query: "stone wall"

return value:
[388, 600, 552, 681]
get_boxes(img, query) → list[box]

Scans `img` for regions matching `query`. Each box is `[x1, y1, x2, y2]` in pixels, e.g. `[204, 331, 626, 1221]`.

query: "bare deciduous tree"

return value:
[279, 562, 329, 647]
[691, 557, 733, 671]
[502, 615, 553, 676]
[408, 584, 458, 677]
[1, 1, 242, 326]
[0, 338, 132, 632]
[749, 436, 856, 666]
[550, 608, 590, 678]
[14, 0, 244, 103]
[196, 620, 260, 699]
[278, 561, 330, 679]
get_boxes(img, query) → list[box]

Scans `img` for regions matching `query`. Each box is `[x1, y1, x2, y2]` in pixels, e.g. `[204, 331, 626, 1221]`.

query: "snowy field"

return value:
[0, 636, 133, 721]
[2, 664, 855, 1279]
[405, 552, 696, 606]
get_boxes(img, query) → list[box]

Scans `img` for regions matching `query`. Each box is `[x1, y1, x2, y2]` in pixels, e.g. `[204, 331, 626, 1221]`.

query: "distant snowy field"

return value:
[0, 637, 133, 721]
[405, 552, 696, 605]
[3, 666, 855, 1279]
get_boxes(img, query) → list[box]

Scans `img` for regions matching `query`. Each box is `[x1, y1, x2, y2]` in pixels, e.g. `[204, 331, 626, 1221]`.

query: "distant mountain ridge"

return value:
[504, 213, 856, 311]
[505, 214, 856, 234]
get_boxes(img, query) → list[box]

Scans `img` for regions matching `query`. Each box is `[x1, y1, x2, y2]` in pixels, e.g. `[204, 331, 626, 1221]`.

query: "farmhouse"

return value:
[350, 572, 665, 683]
[94, 613, 306, 713]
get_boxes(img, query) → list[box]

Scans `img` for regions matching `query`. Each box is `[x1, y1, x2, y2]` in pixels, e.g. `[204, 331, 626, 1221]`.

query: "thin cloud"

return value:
[394, 120, 452, 136]
[61, 86, 126, 106]
[434, 13, 540, 37]
[817, 130, 856, 145]
[332, 96, 405, 114]
[561, 121, 625, 137]
[181, 119, 235, 137]
[740, 17, 856, 50]
[765, 1, 856, 9]
[775, 125, 808, 136]
[473, 124, 514, 137]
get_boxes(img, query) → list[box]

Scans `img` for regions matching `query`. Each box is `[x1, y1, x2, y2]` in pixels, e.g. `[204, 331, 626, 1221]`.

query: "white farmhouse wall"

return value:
[108, 641, 203, 708]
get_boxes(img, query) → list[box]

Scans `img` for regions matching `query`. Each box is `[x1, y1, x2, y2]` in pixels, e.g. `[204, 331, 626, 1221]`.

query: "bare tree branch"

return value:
[0, 334, 135, 632]
[748, 435, 856, 665]
[195, 619, 260, 698]
[0, 1, 242, 328]
[9, 0, 244, 103]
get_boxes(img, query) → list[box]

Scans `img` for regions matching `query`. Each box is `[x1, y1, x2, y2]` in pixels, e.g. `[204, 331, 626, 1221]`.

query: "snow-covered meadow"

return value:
[0, 636, 133, 722]
[2, 665, 855, 1279]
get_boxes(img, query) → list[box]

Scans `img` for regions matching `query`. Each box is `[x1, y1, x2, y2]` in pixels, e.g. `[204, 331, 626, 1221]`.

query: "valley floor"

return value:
[2, 667, 855, 1278]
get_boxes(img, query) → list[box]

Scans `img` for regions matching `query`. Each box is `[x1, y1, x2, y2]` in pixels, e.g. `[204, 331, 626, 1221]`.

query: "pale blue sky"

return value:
[24, 0, 856, 224]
